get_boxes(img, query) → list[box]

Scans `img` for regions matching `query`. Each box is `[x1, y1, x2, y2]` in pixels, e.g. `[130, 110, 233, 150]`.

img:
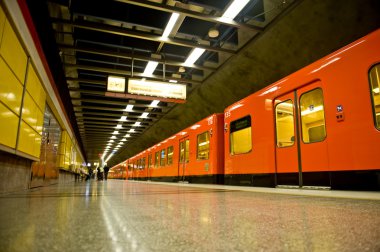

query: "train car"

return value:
[109, 161, 127, 179]
[224, 29, 380, 190]
[128, 114, 225, 184]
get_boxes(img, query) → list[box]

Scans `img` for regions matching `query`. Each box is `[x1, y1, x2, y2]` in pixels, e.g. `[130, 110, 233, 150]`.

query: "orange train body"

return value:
[120, 114, 224, 184]
[110, 29, 380, 190]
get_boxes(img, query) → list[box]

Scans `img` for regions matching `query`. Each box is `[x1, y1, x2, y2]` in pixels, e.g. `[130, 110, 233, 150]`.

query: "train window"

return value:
[167, 146, 173, 165]
[185, 140, 189, 162]
[275, 100, 295, 147]
[128, 163, 133, 171]
[160, 149, 166, 166]
[230, 115, 252, 155]
[180, 140, 190, 163]
[369, 64, 380, 129]
[136, 159, 141, 169]
[197, 131, 210, 160]
[154, 151, 159, 168]
[148, 154, 152, 168]
[180, 142, 185, 162]
[300, 88, 326, 143]
[141, 157, 146, 169]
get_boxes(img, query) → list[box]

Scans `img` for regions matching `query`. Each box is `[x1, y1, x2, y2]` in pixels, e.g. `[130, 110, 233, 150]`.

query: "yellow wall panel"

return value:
[58, 154, 65, 168]
[0, 102, 18, 148]
[22, 92, 38, 130]
[26, 65, 46, 112]
[0, 57, 23, 115]
[58, 144, 65, 156]
[65, 137, 72, 155]
[0, 20, 28, 83]
[64, 155, 70, 169]
[36, 109, 44, 135]
[0, 5, 5, 45]
[26, 66, 39, 101]
[38, 85, 46, 113]
[18, 121, 40, 157]
[33, 134, 41, 158]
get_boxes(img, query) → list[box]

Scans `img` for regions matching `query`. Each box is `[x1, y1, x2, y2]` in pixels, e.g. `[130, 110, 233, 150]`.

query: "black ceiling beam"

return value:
[76, 112, 157, 121]
[59, 44, 216, 72]
[51, 19, 236, 54]
[114, 0, 263, 32]
[66, 78, 106, 86]
[65, 63, 202, 85]
[71, 98, 166, 108]
[73, 105, 165, 116]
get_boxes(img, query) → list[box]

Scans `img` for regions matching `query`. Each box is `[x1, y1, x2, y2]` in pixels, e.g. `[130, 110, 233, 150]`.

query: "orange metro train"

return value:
[109, 29, 380, 190]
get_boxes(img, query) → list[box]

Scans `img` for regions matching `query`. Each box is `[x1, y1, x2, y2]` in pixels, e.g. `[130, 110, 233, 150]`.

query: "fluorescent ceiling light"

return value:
[222, 0, 250, 19]
[112, 131, 119, 135]
[115, 124, 122, 129]
[184, 48, 205, 66]
[374, 87, 380, 94]
[110, 136, 117, 139]
[143, 61, 159, 76]
[162, 12, 180, 38]
[141, 112, 149, 118]
[125, 105, 134, 112]
[125, 134, 131, 138]
[116, 145, 122, 148]
[169, 80, 178, 83]
[128, 129, 135, 133]
[108, 140, 115, 143]
[121, 138, 127, 142]
[105, 153, 114, 163]
[119, 116, 127, 121]
[150, 100, 160, 107]
[119, 142, 124, 145]
[133, 122, 141, 126]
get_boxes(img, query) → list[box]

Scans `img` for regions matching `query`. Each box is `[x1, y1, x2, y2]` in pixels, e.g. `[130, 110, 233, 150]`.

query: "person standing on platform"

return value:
[104, 165, 110, 180]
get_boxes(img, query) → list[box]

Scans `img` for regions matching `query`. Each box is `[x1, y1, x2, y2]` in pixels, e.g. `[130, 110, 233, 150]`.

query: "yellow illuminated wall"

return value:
[0, 6, 45, 159]
[0, 5, 5, 45]
[58, 131, 82, 172]
[0, 5, 85, 168]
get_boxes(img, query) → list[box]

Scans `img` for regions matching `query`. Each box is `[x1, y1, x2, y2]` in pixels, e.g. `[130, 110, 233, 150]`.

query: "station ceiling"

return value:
[25, 0, 297, 163]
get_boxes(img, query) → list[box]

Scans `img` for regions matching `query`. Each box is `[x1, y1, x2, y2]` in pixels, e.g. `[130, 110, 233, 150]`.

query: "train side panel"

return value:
[224, 29, 380, 189]
[128, 114, 224, 184]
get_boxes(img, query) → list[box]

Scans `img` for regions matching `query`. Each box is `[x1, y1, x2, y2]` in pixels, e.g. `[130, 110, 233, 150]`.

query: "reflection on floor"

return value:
[0, 180, 379, 251]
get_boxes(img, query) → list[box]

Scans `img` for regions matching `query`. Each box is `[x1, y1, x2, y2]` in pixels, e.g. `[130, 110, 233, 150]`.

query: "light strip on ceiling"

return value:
[141, 112, 149, 118]
[105, 153, 114, 163]
[150, 100, 160, 107]
[162, 12, 180, 38]
[222, 0, 250, 19]
[184, 48, 206, 66]
[125, 105, 134, 111]
[143, 13, 180, 77]
[143, 61, 159, 76]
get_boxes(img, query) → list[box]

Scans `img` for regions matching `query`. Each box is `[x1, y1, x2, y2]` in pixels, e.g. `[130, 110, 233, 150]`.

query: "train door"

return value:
[178, 137, 190, 182]
[147, 153, 152, 180]
[274, 81, 330, 188]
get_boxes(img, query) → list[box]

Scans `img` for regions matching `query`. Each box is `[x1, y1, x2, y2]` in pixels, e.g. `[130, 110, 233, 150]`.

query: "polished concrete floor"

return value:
[0, 180, 380, 252]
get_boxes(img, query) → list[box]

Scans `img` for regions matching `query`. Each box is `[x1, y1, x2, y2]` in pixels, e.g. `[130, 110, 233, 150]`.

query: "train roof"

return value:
[225, 28, 380, 112]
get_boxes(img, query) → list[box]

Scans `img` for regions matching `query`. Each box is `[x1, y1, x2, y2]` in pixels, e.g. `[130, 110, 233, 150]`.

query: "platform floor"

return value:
[0, 180, 380, 251]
